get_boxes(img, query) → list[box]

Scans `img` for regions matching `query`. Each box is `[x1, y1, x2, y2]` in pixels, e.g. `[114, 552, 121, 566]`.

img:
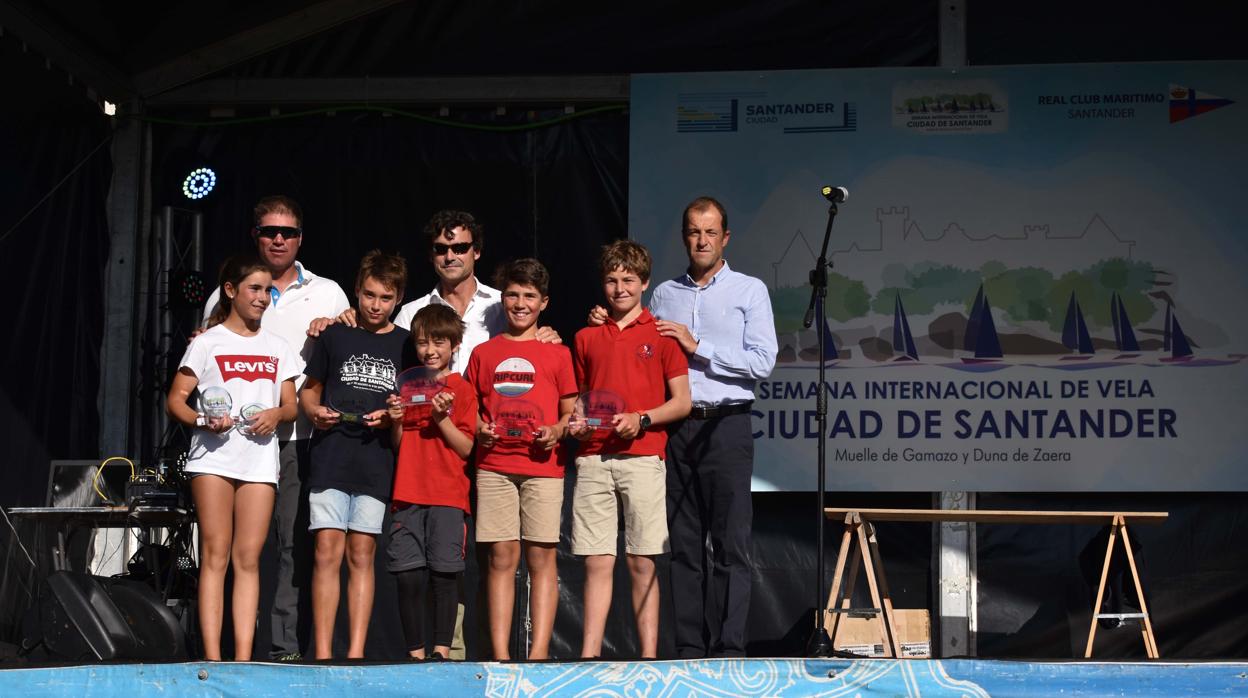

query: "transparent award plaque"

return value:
[329, 393, 375, 427]
[199, 386, 233, 419]
[396, 366, 448, 421]
[573, 389, 627, 431]
[237, 402, 265, 434]
[494, 398, 543, 443]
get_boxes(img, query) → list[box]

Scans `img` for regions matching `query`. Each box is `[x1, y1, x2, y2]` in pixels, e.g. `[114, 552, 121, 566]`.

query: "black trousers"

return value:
[666, 412, 753, 658]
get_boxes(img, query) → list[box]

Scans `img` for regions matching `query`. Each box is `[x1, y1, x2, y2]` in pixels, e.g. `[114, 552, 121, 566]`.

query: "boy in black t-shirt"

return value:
[300, 250, 408, 660]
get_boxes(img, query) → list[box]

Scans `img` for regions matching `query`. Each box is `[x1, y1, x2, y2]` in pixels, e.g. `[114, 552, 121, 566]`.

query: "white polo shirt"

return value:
[202, 262, 351, 440]
[393, 277, 504, 374]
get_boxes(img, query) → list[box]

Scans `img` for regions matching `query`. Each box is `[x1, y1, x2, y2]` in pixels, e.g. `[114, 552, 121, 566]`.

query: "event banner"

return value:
[628, 61, 1247, 491]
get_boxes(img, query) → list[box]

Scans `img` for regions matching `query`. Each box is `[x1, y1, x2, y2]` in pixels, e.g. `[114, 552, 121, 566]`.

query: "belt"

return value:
[688, 401, 753, 420]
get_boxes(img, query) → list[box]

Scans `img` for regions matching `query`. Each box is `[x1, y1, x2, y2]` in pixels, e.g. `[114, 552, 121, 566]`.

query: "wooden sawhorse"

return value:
[822, 508, 1167, 658]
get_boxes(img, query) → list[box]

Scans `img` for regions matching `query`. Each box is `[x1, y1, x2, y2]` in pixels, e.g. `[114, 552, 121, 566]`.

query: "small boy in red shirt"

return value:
[569, 240, 691, 659]
[384, 304, 478, 660]
[465, 258, 577, 660]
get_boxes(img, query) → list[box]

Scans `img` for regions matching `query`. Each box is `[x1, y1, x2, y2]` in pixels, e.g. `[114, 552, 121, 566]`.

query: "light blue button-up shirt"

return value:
[649, 260, 778, 405]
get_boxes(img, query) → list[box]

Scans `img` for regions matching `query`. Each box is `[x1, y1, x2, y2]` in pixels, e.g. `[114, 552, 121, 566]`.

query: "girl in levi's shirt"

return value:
[167, 254, 300, 661]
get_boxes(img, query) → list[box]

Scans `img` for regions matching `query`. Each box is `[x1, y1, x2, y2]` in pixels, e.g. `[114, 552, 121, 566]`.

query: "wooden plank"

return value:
[824, 514, 855, 643]
[865, 522, 904, 658]
[823, 508, 1168, 525]
[832, 539, 863, 648]
[855, 518, 897, 657]
[1119, 521, 1161, 659]
[1084, 514, 1121, 657]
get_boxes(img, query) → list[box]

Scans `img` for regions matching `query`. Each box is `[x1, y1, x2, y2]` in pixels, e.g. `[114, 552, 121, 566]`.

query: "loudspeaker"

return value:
[27, 571, 188, 661]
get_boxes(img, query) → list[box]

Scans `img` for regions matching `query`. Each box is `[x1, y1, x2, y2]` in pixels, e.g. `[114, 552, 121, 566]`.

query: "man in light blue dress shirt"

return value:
[649, 196, 778, 658]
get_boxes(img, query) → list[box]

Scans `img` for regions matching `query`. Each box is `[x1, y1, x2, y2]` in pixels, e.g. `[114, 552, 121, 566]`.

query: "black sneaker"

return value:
[428, 652, 447, 662]
[274, 652, 303, 662]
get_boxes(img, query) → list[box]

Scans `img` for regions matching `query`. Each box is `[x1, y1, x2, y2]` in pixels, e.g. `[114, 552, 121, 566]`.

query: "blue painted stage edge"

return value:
[3, 658, 1248, 696]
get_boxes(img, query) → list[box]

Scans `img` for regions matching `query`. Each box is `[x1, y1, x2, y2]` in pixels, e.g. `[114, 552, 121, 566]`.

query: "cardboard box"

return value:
[831, 608, 931, 658]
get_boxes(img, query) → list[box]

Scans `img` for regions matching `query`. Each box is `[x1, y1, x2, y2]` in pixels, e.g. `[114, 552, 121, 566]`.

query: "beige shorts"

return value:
[571, 454, 669, 556]
[475, 469, 564, 543]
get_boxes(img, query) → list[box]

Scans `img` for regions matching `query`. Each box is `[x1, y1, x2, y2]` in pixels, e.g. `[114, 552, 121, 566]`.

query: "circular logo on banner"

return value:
[636, 343, 655, 360]
[493, 357, 536, 396]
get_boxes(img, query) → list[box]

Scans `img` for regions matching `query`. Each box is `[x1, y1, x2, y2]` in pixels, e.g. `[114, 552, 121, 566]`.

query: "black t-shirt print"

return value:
[305, 323, 410, 501]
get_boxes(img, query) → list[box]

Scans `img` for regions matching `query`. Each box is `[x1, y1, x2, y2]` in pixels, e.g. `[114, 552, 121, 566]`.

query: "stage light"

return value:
[182, 167, 216, 200]
[170, 270, 208, 310]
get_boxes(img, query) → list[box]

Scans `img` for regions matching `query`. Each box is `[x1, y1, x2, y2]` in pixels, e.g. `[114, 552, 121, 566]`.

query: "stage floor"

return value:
[2, 657, 1247, 696]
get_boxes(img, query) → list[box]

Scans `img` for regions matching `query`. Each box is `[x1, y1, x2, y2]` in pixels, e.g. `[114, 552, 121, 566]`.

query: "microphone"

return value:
[821, 186, 849, 204]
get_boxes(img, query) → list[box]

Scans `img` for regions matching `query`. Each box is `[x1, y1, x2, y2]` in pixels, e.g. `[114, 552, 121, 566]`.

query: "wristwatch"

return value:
[638, 412, 652, 430]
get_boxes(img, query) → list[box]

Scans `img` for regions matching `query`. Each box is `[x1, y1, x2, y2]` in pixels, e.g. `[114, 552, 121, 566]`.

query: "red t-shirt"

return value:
[392, 373, 478, 512]
[466, 335, 577, 477]
[573, 309, 688, 458]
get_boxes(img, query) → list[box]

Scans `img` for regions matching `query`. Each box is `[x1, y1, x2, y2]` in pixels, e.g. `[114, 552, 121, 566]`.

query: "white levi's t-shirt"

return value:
[179, 324, 302, 483]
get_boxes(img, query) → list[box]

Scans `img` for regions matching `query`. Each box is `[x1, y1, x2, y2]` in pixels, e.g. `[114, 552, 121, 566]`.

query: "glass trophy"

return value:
[329, 392, 375, 427]
[236, 403, 265, 434]
[199, 387, 233, 420]
[494, 398, 543, 443]
[573, 389, 627, 434]
[396, 366, 448, 422]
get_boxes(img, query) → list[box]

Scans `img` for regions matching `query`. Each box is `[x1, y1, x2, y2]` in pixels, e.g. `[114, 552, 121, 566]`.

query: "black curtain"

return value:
[0, 103, 112, 508]
[151, 108, 626, 342]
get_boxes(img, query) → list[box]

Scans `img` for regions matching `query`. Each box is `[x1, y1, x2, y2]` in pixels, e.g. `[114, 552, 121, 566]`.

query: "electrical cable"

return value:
[94, 456, 137, 504]
[0, 506, 39, 573]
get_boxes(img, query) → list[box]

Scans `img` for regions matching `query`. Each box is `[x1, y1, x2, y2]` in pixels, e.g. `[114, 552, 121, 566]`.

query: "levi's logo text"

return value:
[493, 357, 536, 396]
[217, 354, 278, 382]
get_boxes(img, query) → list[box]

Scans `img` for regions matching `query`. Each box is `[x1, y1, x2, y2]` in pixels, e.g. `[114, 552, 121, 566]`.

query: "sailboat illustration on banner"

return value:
[1060, 292, 1095, 360]
[1110, 292, 1141, 359]
[1160, 302, 1194, 363]
[962, 285, 1004, 364]
[892, 293, 919, 362]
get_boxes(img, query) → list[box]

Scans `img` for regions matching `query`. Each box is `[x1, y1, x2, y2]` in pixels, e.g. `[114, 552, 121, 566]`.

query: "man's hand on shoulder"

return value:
[656, 320, 699, 355]
[306, 317, 337, 337]
[535, 326, 562, 344]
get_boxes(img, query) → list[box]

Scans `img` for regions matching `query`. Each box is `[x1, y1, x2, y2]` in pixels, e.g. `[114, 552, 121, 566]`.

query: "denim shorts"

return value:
[308, 487, 386, 534]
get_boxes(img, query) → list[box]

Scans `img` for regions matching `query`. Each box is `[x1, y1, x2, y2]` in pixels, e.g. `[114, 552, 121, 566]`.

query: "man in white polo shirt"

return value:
[202, 195, 350, 661]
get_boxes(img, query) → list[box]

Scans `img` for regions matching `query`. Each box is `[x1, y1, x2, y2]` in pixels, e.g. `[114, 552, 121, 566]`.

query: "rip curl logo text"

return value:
[217, 354, 279, 381]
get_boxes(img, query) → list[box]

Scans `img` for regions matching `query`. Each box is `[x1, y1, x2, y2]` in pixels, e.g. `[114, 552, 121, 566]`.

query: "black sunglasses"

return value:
[254, 225, 303, 239]
[433, 242, 473, 255]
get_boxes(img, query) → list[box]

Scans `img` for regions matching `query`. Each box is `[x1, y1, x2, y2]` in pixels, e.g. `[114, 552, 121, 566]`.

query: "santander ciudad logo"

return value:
[217, 354, 279, 382]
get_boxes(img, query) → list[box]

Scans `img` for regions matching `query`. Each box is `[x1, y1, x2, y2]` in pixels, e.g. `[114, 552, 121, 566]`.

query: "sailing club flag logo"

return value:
[217, 354, 279, 382]
[1169, 85, 1233, 123]
[492, 357, 536, 396]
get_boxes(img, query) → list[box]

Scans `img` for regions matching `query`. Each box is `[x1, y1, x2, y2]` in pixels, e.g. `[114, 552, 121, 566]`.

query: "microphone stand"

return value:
[803, 197, 839, 657]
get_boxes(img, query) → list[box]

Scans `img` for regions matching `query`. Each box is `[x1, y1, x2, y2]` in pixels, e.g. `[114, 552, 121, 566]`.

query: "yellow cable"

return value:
[94, 456, 137, 504]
